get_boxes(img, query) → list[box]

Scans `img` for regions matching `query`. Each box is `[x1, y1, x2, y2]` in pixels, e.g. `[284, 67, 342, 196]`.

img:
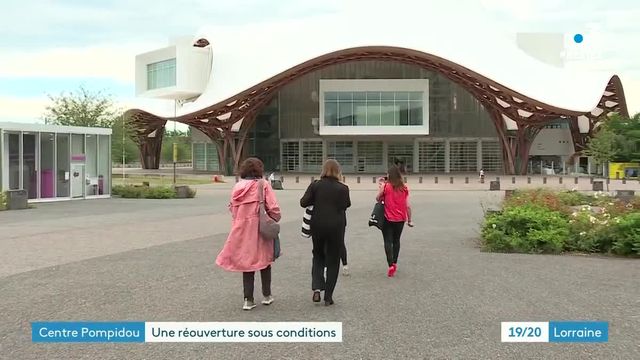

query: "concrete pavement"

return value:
[0, 187, 638, 359]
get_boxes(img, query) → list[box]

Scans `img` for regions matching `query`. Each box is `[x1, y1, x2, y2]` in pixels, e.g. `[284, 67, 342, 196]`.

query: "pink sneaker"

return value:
[387, 264, 397, 277]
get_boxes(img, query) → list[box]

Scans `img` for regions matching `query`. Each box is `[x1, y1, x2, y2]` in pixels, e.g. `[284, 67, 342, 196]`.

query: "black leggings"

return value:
[341, 242, 348, 266]
[242, 265, 271, 301]
[382, 221, 404, 266]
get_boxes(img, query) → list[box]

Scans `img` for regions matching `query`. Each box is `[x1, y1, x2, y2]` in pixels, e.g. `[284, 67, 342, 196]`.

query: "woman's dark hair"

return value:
[387, 165, 404, 190]
[239, 157, 264, 179]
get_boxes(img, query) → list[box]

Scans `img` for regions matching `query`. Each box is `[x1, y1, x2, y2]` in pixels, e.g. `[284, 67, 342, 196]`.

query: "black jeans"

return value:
[382, 221, 404, 266]
[311, 227, 344, 301]
[242, 265, 271, 301]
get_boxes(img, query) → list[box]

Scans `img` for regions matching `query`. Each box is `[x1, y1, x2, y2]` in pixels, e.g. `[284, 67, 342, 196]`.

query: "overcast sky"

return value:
[0, 0, 638, 123]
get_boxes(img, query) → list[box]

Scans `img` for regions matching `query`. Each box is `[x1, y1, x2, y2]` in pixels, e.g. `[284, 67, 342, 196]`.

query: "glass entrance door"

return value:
[71, 164, 85, 198]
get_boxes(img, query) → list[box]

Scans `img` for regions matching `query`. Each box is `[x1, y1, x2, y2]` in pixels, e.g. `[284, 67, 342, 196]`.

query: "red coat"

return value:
[216, 179, 281, 272]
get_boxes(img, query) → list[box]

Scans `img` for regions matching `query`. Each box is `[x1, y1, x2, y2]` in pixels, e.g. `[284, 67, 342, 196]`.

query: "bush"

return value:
[0, 191, 7, 210]
[187, 187, 197, 198]
[604, 213, 640, 256]
[145, 187, 177, 199]
[566, 208, 607, 253]
[112, 185, 176, 199]
[557, 190, 594, 206]
[482, 205, 569, 254]
[504, 189, 569, 214]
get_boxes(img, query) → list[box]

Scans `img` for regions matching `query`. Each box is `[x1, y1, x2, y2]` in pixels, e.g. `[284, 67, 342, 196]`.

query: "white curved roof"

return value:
[129, 10, 618, 118]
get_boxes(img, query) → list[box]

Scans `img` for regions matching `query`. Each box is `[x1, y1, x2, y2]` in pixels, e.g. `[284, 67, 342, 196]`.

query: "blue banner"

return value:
[548, 321, 608, 343]
[32, 322, 145, 343]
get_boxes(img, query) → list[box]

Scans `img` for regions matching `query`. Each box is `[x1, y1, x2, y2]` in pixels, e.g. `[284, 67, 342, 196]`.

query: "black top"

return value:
[300, 177, 351, 232]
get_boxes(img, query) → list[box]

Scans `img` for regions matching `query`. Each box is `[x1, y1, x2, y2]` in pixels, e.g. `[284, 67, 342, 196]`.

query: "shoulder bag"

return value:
[257, 179, 280, 240]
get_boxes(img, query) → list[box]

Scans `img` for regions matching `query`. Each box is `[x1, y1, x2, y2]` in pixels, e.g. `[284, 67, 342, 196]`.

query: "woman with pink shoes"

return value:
[376, 165, 413, 277]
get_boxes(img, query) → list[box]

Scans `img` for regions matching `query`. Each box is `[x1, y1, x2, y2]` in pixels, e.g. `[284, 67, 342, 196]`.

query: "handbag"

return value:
[301, 206, 313, 238]
[257, 179, 280, 240]
[369, 182, 386, 230]
[368, 201, 385, 230]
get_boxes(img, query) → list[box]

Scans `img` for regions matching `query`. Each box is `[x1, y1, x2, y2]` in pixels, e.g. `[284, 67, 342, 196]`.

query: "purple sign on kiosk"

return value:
[71, 154, 86, 161]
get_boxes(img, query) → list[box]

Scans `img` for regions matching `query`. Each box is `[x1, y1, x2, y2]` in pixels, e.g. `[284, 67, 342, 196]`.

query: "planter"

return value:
[6, 189, 28, 210]
[592, 181, 604, 191]
[490, 180, 500, 191]
[175, 186, 190, 198]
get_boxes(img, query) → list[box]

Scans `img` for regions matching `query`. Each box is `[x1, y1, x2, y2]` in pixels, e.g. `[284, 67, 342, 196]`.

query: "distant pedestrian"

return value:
[479, 168, 485, 182]
[300, 159, 351, 306]
[376, 165, 413, 277]
[216, 157, 282, 310]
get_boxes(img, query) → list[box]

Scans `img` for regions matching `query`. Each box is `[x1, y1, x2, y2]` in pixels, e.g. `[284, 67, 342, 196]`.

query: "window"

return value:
[356, 141, 384, 173]
[449, 141, 478, 172]
[481, 141, 502, 172]
[147, 58, 177, 90]
[302, 141, 323, 172]
[327, 141, 354, 170]
[281, 141, 299, 172]
[324, 91, 424, 126]
[193, 143, 206, 170]
[418, 141, 445, 172]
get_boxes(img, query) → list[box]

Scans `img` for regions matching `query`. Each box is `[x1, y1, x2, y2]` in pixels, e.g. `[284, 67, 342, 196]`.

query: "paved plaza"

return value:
[0, 185, 639, 359]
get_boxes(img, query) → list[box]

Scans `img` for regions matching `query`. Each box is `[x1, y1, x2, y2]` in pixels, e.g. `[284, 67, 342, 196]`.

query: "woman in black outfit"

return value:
[300, 159, 351, 306]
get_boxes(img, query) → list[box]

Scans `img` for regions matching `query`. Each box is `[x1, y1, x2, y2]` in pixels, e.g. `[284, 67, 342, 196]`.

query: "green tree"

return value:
[584, 125, 618, 166]
[161, 129, 192, 163]
[605, 112, 640, 162]
[43, 86, 116, 128]
[111, 115, 140, 164]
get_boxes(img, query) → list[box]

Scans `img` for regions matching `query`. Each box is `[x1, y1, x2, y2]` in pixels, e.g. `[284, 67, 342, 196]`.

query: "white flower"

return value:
[492, 224, 497, 229]
[572, 212, 578, 217]
[602, 220, 608, 225]
[608, 202, 614, 206]
[615, 218, 621, 224]
[589, 216, 597, 224]
[569, 220, 575, 224]
[604, 213, 610, 218]
[579, 231, 587, 236]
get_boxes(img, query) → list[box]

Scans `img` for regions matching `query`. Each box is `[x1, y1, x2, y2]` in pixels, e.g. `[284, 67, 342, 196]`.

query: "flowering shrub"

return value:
[504, 189, 569, 214]
[482, 205, 569, 254]
[602, 213, 640, 255]
[482, 189, 640, 257]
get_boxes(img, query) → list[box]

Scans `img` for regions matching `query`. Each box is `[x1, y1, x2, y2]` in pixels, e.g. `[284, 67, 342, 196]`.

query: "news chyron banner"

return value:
[32, 322, 342, 343]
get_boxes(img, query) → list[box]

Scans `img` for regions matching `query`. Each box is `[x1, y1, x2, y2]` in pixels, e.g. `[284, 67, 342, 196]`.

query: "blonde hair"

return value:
[321, 159, 342, 180]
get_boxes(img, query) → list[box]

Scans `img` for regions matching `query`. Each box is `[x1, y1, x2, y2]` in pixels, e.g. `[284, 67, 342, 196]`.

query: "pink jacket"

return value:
[216, 179, 282, 272]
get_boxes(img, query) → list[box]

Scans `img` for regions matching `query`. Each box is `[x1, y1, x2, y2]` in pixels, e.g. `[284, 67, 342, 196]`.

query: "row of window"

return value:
[147, 58, 177, 90]
[324, 91, 423, 102]
[280, 140, 502, 173]
[324, 91, 424, 127]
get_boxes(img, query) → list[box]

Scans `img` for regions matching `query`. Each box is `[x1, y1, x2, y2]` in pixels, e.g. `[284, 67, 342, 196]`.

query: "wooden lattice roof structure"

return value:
[125, 45, 628, 174]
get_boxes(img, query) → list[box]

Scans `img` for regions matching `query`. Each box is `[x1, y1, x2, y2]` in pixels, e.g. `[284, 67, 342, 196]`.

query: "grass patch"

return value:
[112, 174, 211, 186]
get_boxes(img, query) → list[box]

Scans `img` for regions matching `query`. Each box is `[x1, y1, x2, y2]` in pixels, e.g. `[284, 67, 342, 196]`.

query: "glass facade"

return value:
[238, 59, 502, 173]
[192, 143, 220, 172]
[6, 132, 20, 190]
[1, 127, 111, 201]
[40, 133, 55, 199]
[56, 133, 70, 197]
[324, 91, 424, 126]
[147, 58, 177, 90]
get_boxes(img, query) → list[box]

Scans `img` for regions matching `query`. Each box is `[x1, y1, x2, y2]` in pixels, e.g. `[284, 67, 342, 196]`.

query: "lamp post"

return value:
[173, 99, 177, 186]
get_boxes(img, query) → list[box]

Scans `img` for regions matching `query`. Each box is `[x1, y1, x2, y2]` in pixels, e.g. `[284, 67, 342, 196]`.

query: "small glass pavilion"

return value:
[0, 122, 112, 201]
